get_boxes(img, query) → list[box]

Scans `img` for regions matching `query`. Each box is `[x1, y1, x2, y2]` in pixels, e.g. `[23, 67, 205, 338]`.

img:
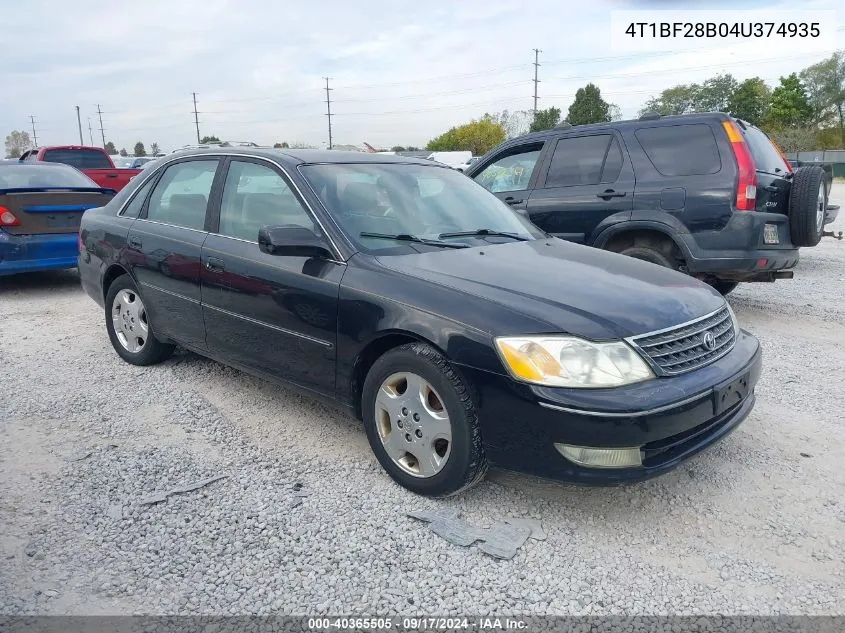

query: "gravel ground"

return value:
[1, 185, 843, 617]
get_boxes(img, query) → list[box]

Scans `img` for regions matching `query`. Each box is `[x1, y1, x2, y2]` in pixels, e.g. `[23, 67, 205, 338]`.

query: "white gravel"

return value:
[1, 185, 843, 616]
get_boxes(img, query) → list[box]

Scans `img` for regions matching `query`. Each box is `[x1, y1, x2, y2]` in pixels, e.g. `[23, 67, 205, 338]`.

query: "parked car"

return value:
[466, 112, 828, 295]
[0, 161, 115, 275]
[79, 148, 761, 496]
[427, 151, 473, 170]
[19, 145, 142, 192]
[119, 157, 157, 169]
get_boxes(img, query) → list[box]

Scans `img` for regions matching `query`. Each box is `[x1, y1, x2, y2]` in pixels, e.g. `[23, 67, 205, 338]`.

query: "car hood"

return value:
[375, 239, 725, 340]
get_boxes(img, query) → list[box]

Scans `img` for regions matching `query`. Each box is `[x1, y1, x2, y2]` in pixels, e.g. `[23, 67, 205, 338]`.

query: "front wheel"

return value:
[105, 274, 175, 366]
[361, 342, 487, 497]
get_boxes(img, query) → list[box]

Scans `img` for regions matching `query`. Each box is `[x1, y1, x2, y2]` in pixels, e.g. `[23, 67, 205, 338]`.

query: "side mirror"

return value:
[258, 226, 332, 258]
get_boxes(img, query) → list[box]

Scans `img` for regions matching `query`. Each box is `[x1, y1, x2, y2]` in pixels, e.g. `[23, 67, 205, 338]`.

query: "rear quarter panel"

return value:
[78, 205, 135, 306]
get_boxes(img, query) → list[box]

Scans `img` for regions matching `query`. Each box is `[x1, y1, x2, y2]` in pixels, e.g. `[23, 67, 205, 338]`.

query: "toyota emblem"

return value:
[702, 331, 717, 351]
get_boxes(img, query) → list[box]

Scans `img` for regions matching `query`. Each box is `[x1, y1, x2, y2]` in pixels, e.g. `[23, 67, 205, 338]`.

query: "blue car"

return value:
[0, 161, 115, 276]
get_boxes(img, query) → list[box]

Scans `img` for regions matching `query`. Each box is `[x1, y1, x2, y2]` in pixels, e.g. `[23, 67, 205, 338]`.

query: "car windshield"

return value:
[300, 163, 544, 253]
[0, 164, 98, 189]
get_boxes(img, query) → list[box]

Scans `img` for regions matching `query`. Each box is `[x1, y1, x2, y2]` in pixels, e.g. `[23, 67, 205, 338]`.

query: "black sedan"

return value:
[78, 148, 761, 496]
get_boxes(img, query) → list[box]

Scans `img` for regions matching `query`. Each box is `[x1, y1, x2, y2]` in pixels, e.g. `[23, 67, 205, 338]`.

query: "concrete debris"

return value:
[408, 509, 542, 560]
[137, 475, 228, 506]
[67, 450, 93, 462]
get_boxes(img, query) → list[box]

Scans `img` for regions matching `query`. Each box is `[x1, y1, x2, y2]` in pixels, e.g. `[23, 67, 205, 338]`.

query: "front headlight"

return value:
[495, 336, 654, 388]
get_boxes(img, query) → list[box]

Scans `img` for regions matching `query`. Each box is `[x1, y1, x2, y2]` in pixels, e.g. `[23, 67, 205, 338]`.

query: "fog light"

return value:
[555, 444, 642, 468]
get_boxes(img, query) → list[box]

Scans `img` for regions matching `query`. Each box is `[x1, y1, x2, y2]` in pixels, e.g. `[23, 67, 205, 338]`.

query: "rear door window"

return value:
[145, 160, 218, 230]
[741, 125, 790, 175]
[635, 124, 721, 176]
[545, 135, 613, 187]
[41, 149, 112, 169]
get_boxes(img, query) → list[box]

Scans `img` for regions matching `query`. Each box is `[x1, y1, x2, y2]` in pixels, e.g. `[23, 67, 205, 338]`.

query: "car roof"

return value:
[513, 111, 735, 143]
[166, 147, 439, 167]
[0, 159, 73, 167]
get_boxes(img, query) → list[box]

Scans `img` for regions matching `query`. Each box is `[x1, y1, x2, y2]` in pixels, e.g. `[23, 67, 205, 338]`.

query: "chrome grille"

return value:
[629, 305, 736, 376]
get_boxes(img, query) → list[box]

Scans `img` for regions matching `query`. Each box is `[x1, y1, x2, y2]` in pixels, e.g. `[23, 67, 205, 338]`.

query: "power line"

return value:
[324, 77, 333, 150]
[74, 106, 83, 145]
[96, 104, 106, 147]
[192, 92, 201, 143]
[28, 115, 38, 147]
[87, 117, 94, 145]
[533, 48, 542, 114]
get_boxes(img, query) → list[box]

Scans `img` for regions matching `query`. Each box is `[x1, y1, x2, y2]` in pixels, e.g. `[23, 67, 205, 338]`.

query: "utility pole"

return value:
[75, 106, 84, 145]
[192, 92, 201, 143]
[532, 48, 542, 114]
[96, 104, 106, 147]
[323, 77, 333, 150]
[29, 115, 38, 147]
[87, 118, 94, 145]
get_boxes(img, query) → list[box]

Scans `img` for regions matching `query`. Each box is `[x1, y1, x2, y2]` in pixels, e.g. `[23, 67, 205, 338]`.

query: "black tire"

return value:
[788, 166, 826, 247]
[361, 342, 488, 497]
[104, 274, 175, 366]
[709, 279, 739, 296]
[618, 245, 677, 269]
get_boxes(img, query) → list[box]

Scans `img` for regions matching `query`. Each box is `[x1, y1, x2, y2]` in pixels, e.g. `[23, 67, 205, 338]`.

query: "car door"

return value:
[471, 141, 547, 211]
[200, 157, 345, 395]
[525, 133, 634, 243]
[127, 157, 221, 350]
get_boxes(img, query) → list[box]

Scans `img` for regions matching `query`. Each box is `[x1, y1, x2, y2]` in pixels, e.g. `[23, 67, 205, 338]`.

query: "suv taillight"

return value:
[0, 206, 20, 226]
[722, 121, 757, 211]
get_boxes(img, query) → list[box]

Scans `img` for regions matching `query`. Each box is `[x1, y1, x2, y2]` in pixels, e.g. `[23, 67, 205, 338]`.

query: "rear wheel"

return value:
[617, 245, 678, 269]
[788, 166, 826, 247]
[361, 342, 487, 497]
[105, 274, 175, 366]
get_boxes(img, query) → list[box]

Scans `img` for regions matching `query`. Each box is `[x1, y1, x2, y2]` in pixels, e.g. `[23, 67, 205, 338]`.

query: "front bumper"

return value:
[466, 330, 761, 485]
[0, 231, 79, 276]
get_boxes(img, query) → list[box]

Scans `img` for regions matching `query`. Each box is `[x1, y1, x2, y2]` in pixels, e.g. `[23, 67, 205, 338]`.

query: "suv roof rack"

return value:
[554, 122, 573, 130]
[639, 112, 662, 121]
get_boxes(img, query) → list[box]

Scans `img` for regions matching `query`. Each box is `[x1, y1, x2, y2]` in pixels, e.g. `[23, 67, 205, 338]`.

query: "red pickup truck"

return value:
[19, 145, 142, 192]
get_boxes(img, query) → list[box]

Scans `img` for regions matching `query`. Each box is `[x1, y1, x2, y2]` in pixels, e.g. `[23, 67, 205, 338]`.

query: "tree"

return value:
[119, 148, 128, 157]
[529, 107, 561, 132]
[567, 83, 611, 126]
[695, 74, 739, 113]
[5, 130, 32, 158]
[133, 142, 146, 157]
[390, 146, 406, 152]
[767, 127, 817, 153]
[800, 51, 845, 145]
[150, 142, 160, 155]
[485, 109, 532, 139]
[200, 135, 221, 144]
[426, 117, 506, 155]
[727, 77, 771, 126]
[608, 104, 624, 121]
[104, 141, 117, 155]
[766, 73, 813, 128]
[640, 84, 700, 116]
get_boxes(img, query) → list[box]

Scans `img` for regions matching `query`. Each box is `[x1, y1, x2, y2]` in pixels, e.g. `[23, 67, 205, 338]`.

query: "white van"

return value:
[426, 151, 472, 170]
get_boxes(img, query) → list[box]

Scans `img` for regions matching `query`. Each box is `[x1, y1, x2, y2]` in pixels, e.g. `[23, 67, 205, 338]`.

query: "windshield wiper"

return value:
[438, 228, 529, 241]
[360, 232, 469, 249]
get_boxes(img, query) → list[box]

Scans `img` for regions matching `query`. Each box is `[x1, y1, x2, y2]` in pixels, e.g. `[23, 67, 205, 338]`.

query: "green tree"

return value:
[200, 135, 221, 144]
[767, 127, 817, 153]
[529, 106, 561, 132]
[608, 104, 624, 121]
[104, 141, 117, 155]
[695, 74, 739, 112]
[390, 146, 407, 152]
[640, 84, 700, 116]
[567, 83, 610, 126]
[485, 109, 532, 138]
[5, 130, 32, 158]
[766, 73, 813, 128]
[800, 51, 845, 145]
[119, 148, 128, 157]
[727, 77, 771, 126]
[426, 117, 506, 155]
[150, 142, 160, 155]
[133, 142, 146, 157]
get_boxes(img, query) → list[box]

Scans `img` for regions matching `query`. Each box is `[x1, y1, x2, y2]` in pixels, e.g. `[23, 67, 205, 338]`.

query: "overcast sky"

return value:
[2, 0, 843, 152]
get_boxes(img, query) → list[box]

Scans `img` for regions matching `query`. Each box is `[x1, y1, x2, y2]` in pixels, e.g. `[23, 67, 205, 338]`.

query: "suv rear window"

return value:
[41, 149, 112, 170]
[741, 125, 790, 175]
[635, 124, 721, 176]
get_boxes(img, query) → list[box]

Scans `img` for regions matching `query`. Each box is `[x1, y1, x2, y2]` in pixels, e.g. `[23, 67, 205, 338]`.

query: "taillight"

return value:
[722, 121, 757, 211]
[0, 206, 20, 226]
